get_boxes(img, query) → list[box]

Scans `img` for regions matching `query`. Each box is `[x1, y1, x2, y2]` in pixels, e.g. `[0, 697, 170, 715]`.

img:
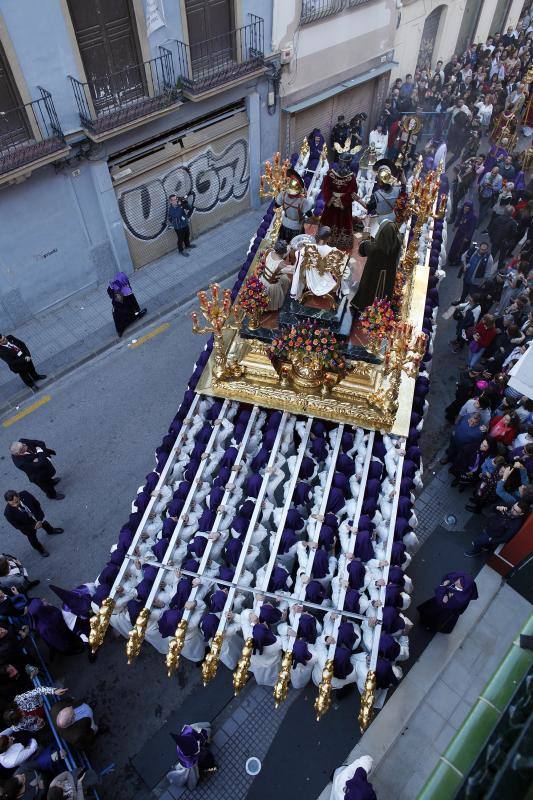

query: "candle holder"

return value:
[166, 619, 188, 677]
[233, 636, 253, 695]
[125, 607, 150, 665]
[259, 152, 290, 243]
[314, 658, 334, 721]
[191, 283, 244, 382]
[88, 597, 115, 654]
[201, 633, 224, 686]
[273, 650, 293, 708]
[358, 669, 377, 733]
[385, 323, 427, 379]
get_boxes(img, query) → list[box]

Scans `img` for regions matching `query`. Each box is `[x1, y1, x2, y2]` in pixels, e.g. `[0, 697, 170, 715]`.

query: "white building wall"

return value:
[390, 0, 467, 81]
[473, 0, 499, 41]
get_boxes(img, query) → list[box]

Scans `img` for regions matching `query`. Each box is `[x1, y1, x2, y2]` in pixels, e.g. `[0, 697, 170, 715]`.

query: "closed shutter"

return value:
[288, 79, 377, 155]
[0, 41, 30, 146]
[112, 111, 250, 268]
[67, 0, 145, 111]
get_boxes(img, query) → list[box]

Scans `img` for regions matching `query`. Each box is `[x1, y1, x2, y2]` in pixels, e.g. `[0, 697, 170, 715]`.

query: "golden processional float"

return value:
[88, 136, 447, 734]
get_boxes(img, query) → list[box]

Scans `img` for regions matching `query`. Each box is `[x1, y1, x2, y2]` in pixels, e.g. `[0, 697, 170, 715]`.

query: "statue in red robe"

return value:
[320, 150, 362, 251]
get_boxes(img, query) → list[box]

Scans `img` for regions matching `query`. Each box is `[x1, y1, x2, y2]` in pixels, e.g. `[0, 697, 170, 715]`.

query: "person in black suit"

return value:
[3, 490, 63, 558]
[0, 334, 46, 390]
[9, 439, 64, 500]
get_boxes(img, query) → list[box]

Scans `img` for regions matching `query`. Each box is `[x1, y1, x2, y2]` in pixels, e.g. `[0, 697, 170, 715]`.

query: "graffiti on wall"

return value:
[118, 138, 249, 241]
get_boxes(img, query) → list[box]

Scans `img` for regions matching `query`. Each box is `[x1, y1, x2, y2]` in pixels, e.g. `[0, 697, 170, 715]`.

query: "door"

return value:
[455, 0, 484, 56]
[67, 0, 145, 112]
[185, 0, 234, 76]
[417, 6, 445, 71]
[0, 41, 31, 147]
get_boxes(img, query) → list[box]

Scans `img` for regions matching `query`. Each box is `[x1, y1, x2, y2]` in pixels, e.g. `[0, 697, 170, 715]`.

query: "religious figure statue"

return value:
[258, 240, 294, 311]
[276, 169, 313, 243]
[366, 160, 405, 237]
[350, 218, 402, 313]
[319, 147, 365, 251]
[290, 226, 352, 307]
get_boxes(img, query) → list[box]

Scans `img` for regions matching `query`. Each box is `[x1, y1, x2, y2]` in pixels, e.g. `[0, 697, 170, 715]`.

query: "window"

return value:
[300, 0, 346, 25]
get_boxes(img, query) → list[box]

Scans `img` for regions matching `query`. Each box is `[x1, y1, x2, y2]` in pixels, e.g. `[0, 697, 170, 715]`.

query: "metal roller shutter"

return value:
[111, 111, 250, 268]
[288, 79, 377, 155]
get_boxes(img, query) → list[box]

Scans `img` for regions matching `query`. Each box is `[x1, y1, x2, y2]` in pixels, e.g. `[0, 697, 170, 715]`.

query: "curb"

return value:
[0, 263, 239, 419]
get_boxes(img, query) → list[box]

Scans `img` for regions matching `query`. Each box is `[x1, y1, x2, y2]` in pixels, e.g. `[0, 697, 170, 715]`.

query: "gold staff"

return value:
[233, 637, 253, 695]
[166, 619, 188, 677]
[273, 650, 293, 708]
[201, 632, 224, 686]
[358, 670, 377, 732]
[88, 597, 115, 654]
[259, 152, 290, 243]
[314, 659, 334, 721]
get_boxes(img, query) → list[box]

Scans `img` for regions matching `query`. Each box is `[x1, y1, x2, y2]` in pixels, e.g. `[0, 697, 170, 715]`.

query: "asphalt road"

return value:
[0, 299, 208, 799]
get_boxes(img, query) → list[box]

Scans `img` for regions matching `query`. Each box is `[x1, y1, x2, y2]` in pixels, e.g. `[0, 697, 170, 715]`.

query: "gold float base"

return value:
[195, 238, 430, 437]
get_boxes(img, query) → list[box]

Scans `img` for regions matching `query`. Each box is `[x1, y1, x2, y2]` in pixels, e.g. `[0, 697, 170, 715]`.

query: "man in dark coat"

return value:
[168, 195, 195, 257]
[51, 698, 99, 749]
[488, 207, 518, 266]
[9, 439, 64, 499]
[3, 490, 63, 558]
[0, 334, 46, 390]
[464, 501, 529, 556]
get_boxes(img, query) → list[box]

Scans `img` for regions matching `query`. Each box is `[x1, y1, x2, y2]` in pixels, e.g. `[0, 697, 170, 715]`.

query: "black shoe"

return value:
[180, 250, 190, 257]
[34, 374, 47, 381]
[52, 478, 61, 485]
[188, 243, 197, 249]
[39, 549, 50, 558]
[29, 385, 39, 393]
[49, 493, 65, 500]
[464, 549, 481, 557]
[48, 527, 64, 535]
[26, 579, 40, 589]
[136, 308, 147, 318]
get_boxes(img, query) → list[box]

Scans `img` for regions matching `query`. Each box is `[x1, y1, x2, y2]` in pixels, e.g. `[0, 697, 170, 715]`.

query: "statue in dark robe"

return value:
[350, 219, 402, 312]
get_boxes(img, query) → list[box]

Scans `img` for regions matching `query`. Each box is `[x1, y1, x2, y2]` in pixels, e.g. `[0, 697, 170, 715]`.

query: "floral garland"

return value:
[359, 298, 396, 342]
[238, 275, 269, 314]
[270, 322, 346, 370]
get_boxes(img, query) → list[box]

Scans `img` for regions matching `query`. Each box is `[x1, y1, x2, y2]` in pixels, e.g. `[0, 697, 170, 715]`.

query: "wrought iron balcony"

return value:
[0, 88, 66, 177]
[69, 49, 180, 138]
[300, 0, 371, 24]
[175, 15, 264, 96]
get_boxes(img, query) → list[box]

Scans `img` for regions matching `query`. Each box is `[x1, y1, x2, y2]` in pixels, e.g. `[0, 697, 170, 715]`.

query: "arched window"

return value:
[417, 6, 445, 71]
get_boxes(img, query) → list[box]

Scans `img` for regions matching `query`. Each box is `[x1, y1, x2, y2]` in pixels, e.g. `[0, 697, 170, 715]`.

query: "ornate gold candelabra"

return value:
[166, 619, 188, 677]
[300, 137, 309, 159]
[191, 283, 244, 382]
[88, 597, 115, 654]
[233, 636, 253, 695]
[201, 632, 224, 686]
[314, 658, 334, 721]
[273, 650, 293, 708]
[358, 669, 377, 733]
[385, 322, 427, 379]
[259, 152, 290, 243]
[125, 607, 150, 665]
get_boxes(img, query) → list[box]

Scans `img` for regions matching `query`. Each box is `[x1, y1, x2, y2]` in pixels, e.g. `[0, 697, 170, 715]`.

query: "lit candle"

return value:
[191, 311, 198, 325]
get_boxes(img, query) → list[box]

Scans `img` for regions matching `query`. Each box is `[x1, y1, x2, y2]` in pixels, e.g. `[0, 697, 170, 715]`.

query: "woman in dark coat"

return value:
[418, 571, 478, 633]
[107, 272, 146, 337]
[351, 219, 402, 312]
[448, 202, 478, 266]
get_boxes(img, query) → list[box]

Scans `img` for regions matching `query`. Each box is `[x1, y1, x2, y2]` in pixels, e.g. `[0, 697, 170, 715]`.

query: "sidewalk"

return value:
[0, 206, 266, 411]
[317, 566, 532, 800]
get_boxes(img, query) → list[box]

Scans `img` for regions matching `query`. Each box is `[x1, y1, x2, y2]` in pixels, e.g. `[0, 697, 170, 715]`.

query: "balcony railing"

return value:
[0, 88, 66, 176]
[175, 15, 264, 95]
[69, 49, 179, 136]
[300, 0, 371, 24]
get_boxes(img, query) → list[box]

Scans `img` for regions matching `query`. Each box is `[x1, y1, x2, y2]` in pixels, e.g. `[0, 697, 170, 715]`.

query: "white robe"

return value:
[241, 609, 283, 686]
[331, 756, 374, 800]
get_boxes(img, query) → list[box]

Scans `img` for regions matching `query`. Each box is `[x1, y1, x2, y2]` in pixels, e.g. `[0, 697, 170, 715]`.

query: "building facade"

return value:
[271, 0, 397, 156]
[0, 0, 279, 326]
[391, 0, 530, 81]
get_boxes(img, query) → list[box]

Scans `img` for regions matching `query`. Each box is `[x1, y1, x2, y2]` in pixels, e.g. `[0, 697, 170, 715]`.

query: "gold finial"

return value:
[233, 637, 253, 695]
[273, 650, 293, 708]
[125, 607, 150, 665]
[314, 658, 334, 721]
[320, 142, 329, 163]
[191, 283, 244, 382]
[201, 633, 224, 686]
[300, 137, 310, 158]
[358, 669, 377, 733]
[166, 619, 188, 677]
[88, 597, 115, 654]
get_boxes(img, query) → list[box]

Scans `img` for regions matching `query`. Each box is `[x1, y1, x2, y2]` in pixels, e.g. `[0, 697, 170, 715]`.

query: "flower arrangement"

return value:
[270, 322, 346, 371]
[238, 275, 269, 317]
[359, 298, 396, 342]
